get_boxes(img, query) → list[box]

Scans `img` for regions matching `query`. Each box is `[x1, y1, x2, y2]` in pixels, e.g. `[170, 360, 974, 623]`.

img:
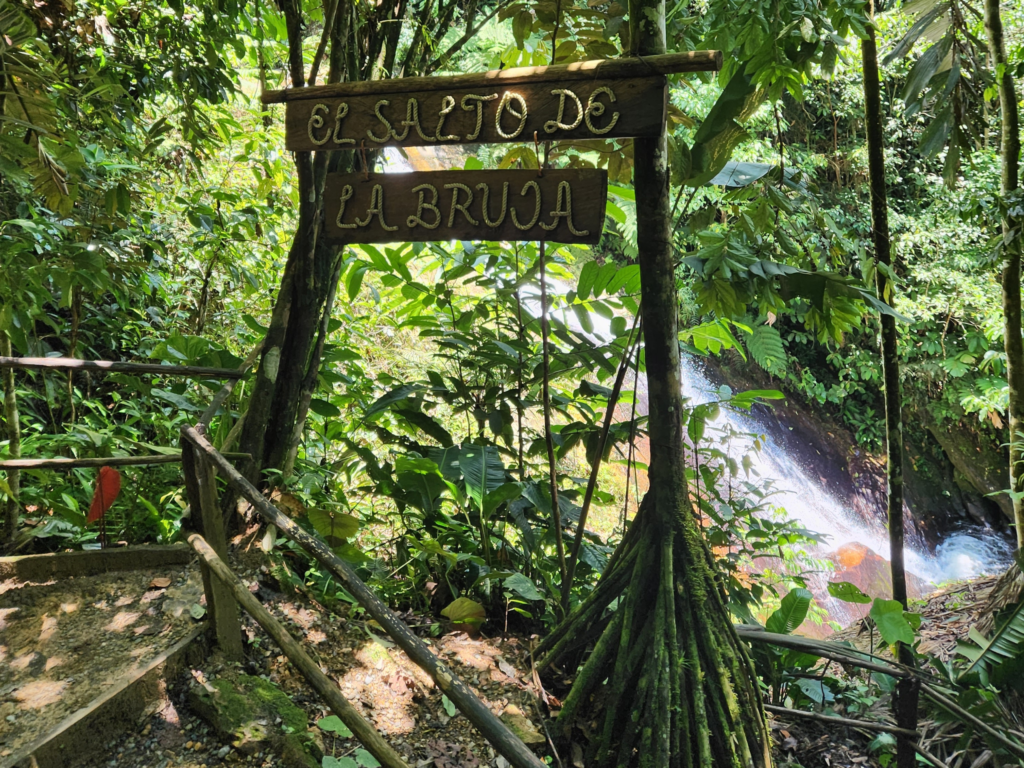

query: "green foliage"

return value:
[317, 716, 353, 739]
[766, 588, 814, 634]
[746, 324, 788, 377]
[869, 598, 917, 646]
[827, 581, 872, 604]
[958, 594, 1024, 688]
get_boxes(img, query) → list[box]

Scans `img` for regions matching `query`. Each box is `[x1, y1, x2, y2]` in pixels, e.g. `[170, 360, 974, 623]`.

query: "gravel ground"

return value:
[0, 563, 201, 760]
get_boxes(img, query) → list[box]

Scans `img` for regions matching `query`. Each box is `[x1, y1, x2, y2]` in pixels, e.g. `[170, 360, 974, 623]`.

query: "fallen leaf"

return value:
[150, 577, 172, 589]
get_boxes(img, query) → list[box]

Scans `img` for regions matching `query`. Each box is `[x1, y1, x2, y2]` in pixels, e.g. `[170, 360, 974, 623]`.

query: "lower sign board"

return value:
[324, 169, 608, 245]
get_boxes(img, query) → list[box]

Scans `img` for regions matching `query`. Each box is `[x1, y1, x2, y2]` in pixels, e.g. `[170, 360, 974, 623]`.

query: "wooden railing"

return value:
[180, 424, 547, 768]
[0, 352, 256, 473]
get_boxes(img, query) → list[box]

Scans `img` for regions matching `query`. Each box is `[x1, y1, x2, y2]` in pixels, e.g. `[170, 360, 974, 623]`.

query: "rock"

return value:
[188, 673, 322, 765]
[499, 704, 546, 746]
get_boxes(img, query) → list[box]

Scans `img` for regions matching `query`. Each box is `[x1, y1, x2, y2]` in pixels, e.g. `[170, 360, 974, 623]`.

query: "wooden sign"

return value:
[286, 78, 665, 151]
[265, 51, 723, 152]
[324, 169, 608, 245]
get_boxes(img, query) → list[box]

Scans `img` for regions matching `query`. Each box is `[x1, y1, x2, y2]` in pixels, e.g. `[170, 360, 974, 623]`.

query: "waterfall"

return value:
[674, 354, 1013, 626]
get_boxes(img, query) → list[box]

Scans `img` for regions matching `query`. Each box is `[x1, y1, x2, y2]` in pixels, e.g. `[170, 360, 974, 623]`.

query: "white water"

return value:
[676, 355, 1013, 587]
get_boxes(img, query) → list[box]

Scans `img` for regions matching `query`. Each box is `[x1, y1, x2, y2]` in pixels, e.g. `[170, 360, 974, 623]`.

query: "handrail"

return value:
[180, 424, 547, 768]
[0, 356, 248, 379]
[0, 452, 250, 470]
[737, 626, 1024, 761]
[188, 534, 410, 768]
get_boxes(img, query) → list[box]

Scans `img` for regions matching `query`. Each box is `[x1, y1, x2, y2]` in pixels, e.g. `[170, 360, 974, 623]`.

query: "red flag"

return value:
[86, 466, 122, 524]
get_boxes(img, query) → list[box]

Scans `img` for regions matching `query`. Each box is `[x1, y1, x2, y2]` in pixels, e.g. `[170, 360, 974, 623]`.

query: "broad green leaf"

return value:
[364, 384, 423, 418]
[354, 749, 381, 768]
[504, 572, 544, 601]
[441, 597, 486, 627]
[827, 581, 872, 605]
[765, 588, 813, 634]
[577, 261, 599, 300]
[795, 677, 835, 704]
[309, 399, 341, 418]
[308, 509, 360, 545]
[441, 695, 457, 717]
[317, 715, 353, 737]
[869, 598, 915, 645]
[459, 445, 505, 509]
[482, 482, 522, 517]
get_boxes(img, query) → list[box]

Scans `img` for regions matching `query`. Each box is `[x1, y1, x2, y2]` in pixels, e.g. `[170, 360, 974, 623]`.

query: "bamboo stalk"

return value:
[180, 425, 547, 768]
[764, 704, 917, 738]
[261, 50, 723, 102]
[187, 534, 409, 768]
[0, 357, 248, 379]
[0, 452, 250, 470]
[735, 626, 912, 679]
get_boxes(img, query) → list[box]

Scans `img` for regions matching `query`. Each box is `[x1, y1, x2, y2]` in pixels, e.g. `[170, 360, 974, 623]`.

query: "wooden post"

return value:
[188, 534, 410, 768]
[182, 433, 244, 661]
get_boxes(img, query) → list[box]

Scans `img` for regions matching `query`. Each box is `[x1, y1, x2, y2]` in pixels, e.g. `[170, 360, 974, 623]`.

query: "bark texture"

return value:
[861, 9, 919, 766]
[237, 0, 346, 488]
[1, 331, 20, 545]
[535, 0, 771, 763]
[237, 0, 470, 488]
[984, 0, 1024, 548]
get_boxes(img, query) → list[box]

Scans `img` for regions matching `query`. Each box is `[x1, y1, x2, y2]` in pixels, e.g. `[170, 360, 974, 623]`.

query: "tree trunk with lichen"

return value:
[983, 0, 1023, 549]
[535, 0, 772, 763]
[861, 5, 919, 765]
[1, 331, 20, 546]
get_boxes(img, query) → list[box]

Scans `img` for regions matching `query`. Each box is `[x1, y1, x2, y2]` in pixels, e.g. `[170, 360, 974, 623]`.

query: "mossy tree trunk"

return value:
[983, 0, 1024, 549]
[536, 0, 771, 763]
[861, 4, 919, 764]
[237, 0, 347, 488]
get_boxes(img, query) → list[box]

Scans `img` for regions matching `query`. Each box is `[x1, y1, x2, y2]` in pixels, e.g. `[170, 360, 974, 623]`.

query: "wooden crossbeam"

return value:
[262, 50, 723, 103]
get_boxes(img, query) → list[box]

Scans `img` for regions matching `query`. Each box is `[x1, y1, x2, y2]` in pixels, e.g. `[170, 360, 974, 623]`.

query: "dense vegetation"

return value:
[2, 0, 1024, 764]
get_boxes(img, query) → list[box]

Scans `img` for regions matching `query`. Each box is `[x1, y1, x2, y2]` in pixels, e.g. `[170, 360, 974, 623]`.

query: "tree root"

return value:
[545, 494, 771, 768]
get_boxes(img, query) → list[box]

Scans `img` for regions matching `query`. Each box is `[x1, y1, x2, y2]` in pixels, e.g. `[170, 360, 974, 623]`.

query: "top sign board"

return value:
[287, 77, 666, 151]
[264, 51, 723, 152]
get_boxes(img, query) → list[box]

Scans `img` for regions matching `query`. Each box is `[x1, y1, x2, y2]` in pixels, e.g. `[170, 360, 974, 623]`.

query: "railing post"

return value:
[182, 429, 244, 661]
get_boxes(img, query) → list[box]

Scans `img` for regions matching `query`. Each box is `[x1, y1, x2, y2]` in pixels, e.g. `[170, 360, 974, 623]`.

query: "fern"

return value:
[747, 324, 787, 377]
[958, 596, 1024, 687]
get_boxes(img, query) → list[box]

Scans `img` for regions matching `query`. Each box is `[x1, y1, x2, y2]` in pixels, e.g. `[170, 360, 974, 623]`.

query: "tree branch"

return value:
[307, 0, 341, 86]
[425, 0, 512, 74]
